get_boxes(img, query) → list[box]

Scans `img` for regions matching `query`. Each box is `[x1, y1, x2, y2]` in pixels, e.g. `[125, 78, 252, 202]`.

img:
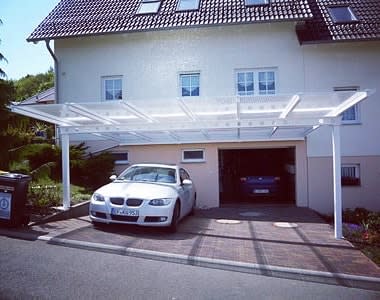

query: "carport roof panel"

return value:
[10, 90, 371, 144]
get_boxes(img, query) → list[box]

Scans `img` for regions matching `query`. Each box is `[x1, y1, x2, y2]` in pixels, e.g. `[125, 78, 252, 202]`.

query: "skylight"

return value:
[328, 6, 358, 23]
[245, 0, 269, 6]
[137, 0, 161, 15]
[177, 0, 200, 11]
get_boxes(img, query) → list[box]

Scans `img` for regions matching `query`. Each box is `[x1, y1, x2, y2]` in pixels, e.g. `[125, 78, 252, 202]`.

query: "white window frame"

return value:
[177, 0, 200, 11]
[112, 152, 129, 165]
[182, 149, 205, 163]
[235, 68, 277, 96]
[179, 72, 200, 97]
[341, 164, 360, 186]
[102, 76, 123, 101]
[334, 86, 361, 124]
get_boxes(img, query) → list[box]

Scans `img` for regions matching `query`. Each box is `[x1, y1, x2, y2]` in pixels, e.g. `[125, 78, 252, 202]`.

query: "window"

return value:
[245, 0, 269, 6]
[177, 0, 200, 11]
[182, 149, 205, 162]
[137, 0, 161, 14]
[341, 164, 360, 186]
[112, 152, 129, 165]
[103, 76, 122, 101]
[237, 72, 254, 96]
[236, 69, 276, 96]
[334, 87, 360, 124]
[328, 6, 358, 24]
[180, 73, 200, 97]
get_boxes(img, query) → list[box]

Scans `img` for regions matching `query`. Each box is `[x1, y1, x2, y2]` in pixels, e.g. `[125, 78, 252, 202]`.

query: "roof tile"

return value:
[28, 0, 312, 41]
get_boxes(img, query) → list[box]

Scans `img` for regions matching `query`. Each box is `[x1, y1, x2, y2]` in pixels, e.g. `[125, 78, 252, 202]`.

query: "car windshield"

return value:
[118, 166, 176, 184]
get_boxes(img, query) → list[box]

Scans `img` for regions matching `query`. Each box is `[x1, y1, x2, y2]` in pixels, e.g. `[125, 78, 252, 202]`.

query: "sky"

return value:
[1, 0, 61, 80]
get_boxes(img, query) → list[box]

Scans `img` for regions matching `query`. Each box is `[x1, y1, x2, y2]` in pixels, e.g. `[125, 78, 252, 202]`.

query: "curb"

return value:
[37, 235, 380, 291]
[29, 201, 90, 226]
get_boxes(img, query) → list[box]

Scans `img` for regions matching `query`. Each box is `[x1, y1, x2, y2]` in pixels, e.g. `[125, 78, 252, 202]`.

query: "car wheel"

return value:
[168, 201, 180, 233]
[92, 220, 105, 229]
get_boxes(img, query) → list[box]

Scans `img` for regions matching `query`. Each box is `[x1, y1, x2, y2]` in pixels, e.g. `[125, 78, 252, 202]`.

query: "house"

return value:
[18, 86, 55, 105]
[13, 0, 380, 222]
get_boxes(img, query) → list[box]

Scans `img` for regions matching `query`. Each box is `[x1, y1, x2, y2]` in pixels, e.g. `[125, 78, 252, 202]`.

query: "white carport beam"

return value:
[178, 99, 197, 121]
[121, 101, 156, 123]
[325, 91, 368, 117]
[61, 133, 71, 210]
[11, 105, 77, 126]
[332, 125, 342, 239]
[280, 94, 300, 119]
[67, 103, 119, 125]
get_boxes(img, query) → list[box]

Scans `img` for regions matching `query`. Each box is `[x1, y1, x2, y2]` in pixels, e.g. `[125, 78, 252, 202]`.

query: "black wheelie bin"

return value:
[0, 173, 31, 227]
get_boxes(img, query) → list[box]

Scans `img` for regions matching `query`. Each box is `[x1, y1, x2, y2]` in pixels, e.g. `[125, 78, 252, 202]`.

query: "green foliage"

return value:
[342, 207, 370, 225]
[28, 180, 91, 211]
[9, 142, 115, 192]
[75, 151, 115, 190]
[14, 68, 54, 101]
[0, 19, 7, 79]
[28, 180, 61, 210]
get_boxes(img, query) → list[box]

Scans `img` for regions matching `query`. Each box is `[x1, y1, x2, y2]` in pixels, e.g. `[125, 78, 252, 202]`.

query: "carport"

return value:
[10, 90, 371, 239]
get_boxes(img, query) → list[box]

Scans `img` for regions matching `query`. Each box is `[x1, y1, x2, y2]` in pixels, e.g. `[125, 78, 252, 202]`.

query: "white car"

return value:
[89, 163, 196, 232]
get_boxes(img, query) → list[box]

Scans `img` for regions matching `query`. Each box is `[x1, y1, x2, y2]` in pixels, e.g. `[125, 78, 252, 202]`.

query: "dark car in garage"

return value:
[239, 175, 281, 200]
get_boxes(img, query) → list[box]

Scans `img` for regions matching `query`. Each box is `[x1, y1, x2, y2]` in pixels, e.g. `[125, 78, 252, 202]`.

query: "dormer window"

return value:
[245, 0, 269, 6]
[177, 0, 200, 11]
[328, 6, 358, 23]
[137, 0, 161, 15]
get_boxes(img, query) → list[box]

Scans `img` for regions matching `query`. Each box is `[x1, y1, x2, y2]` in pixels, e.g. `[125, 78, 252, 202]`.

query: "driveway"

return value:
[1, 205, 379, 290]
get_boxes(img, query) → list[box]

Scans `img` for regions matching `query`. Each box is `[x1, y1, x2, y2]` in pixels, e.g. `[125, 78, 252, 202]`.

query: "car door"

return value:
[179, 168, 193, 214]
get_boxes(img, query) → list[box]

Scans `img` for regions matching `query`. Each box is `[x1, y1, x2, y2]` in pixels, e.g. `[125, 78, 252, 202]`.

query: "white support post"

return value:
[61, 133, 71, 210]
[331, 125, 342, 239]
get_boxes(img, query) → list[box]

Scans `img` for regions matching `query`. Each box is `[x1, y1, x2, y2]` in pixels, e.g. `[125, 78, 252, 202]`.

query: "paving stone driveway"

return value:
[29, 205, 380, 279]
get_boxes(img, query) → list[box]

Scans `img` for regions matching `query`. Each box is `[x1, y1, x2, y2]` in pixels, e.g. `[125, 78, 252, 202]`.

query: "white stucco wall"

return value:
[303, 42, 380, 157]
[55, 22, 305, 103]
[54, 23, 380, 213]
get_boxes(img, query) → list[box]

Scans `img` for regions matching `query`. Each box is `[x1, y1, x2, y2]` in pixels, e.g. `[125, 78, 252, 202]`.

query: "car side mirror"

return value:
[109, 175, 117, 181]
[182, 179, 192, 185]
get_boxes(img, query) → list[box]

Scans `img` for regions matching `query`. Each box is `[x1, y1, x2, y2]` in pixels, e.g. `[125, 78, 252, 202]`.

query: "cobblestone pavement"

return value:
[6, 205, 378, 279]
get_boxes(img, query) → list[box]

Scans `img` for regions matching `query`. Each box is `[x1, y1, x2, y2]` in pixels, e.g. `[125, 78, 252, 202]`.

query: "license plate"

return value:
[112, 208, 139, 216]
[254, 189, 269, 194]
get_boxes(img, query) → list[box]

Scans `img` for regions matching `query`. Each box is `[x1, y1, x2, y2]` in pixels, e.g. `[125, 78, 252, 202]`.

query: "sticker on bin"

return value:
[0, 192, 11, 220]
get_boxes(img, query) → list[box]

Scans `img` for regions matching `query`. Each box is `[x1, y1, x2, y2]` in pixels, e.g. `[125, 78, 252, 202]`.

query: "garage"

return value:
[219, 148, 295, 205]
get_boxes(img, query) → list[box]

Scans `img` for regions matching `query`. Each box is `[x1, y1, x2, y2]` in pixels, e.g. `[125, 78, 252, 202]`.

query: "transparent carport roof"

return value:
[11, 90, 370, 144]
[9, 90, 372, 239]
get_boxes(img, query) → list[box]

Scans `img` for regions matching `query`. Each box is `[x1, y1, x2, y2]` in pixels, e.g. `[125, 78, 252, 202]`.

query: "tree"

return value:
[0, 19, 7, 78]
[14, 68, 54, 101]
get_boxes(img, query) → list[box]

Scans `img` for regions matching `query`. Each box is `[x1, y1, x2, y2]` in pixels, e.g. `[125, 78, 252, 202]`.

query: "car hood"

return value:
[94, 181, 178, 200]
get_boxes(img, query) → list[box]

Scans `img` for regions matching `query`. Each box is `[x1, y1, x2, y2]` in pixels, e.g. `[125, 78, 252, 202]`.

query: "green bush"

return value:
[342, 207, 370, 225]
[28, 179, 92, 210]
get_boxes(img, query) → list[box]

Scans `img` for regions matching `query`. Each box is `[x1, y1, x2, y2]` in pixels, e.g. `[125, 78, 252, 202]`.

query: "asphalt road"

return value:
[0, 236, 379, 300]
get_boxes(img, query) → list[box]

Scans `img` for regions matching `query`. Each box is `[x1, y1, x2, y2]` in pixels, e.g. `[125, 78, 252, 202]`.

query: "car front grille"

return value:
[93, 212, 107, 219]
[126, 198, 143, 207]
[110, 197, 124, 205]
[110, 215, 139, 222]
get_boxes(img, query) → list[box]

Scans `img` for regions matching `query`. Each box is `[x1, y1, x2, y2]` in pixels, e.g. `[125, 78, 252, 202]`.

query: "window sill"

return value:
[181, 160, 206, 164]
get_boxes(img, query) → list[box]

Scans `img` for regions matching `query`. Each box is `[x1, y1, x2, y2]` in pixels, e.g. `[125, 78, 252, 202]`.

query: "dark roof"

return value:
[27, 0, 313, 41]
[19, 87, 55, 105]
[297, 0, 380, 43]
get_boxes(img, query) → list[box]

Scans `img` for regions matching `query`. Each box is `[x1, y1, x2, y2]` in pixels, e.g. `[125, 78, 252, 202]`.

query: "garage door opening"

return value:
[219, 148, 296, 205]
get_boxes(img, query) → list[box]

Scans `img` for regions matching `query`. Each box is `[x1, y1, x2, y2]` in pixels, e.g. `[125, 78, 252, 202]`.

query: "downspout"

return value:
[45, 39, 60, 145]
[45, 39, 58, 104]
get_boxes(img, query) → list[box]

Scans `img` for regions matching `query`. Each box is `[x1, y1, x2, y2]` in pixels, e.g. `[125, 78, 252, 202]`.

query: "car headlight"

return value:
[149, 198, 172, 206]
[92, 193, 105, 202]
